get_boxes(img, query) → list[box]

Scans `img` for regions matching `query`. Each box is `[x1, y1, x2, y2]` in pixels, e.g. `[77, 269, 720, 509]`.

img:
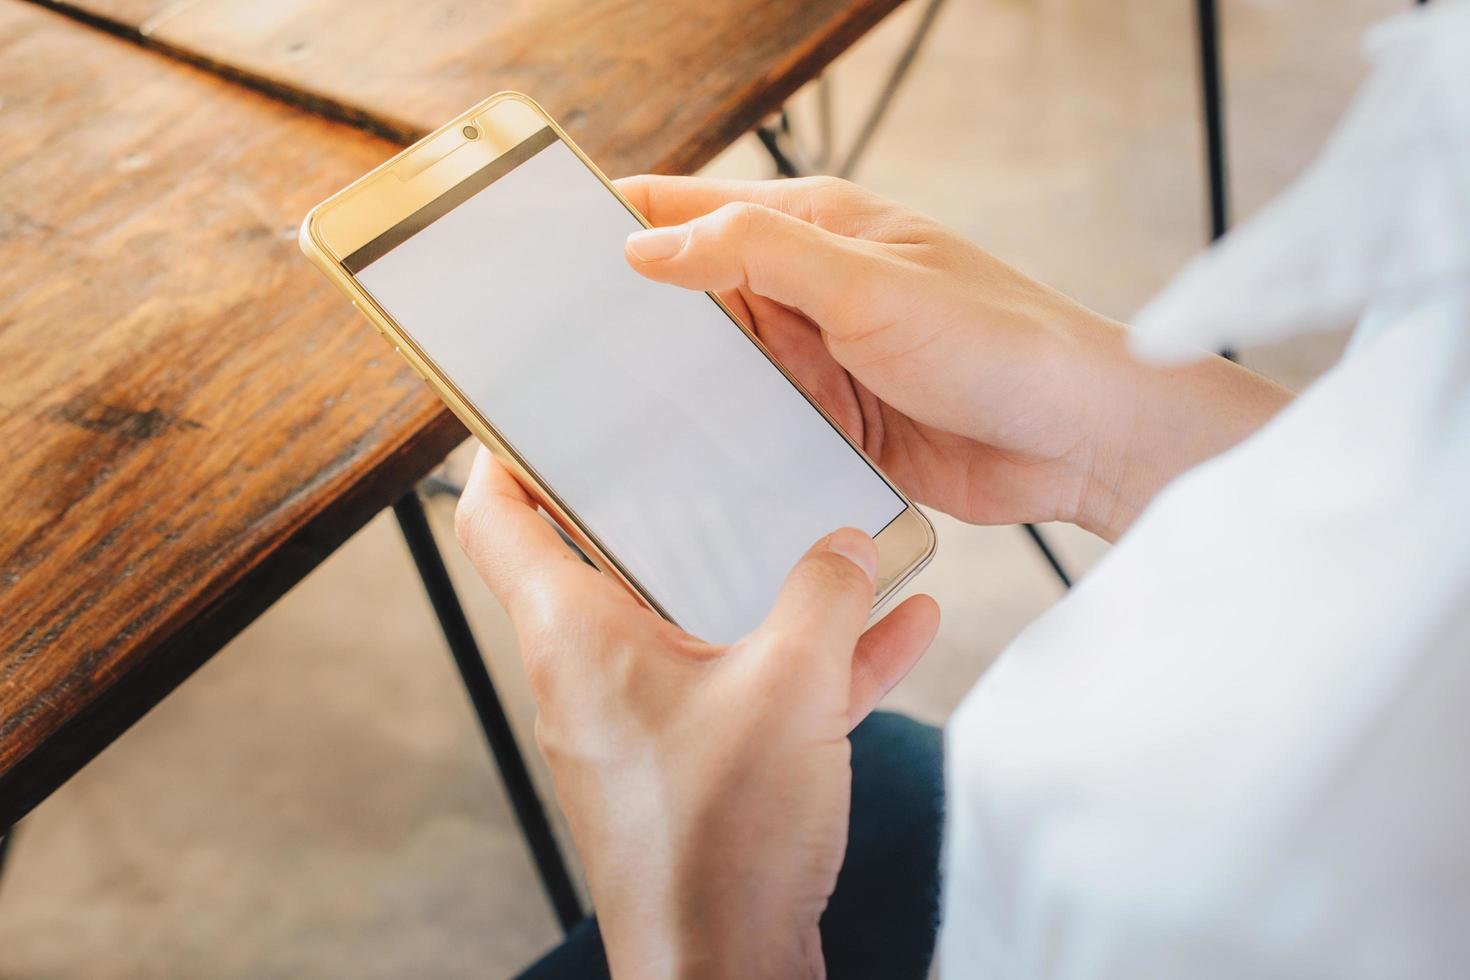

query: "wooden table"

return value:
[0, 0, 904, 881]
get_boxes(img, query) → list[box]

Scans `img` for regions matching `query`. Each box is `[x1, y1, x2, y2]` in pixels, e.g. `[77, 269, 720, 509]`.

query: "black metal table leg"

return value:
[838, 0, 948, 179]
[754, 0, 949, 181]
[1022, 523, 1072, 590]
[393, 491, 583, 934]
[0, 827, 12, 894]
[755, 112, 802, 178]
[1195, 0, 1230, 245]
[1194, 0, 1240, 362]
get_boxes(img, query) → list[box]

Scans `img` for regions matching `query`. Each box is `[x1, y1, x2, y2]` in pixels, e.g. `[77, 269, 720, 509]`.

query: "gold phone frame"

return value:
[300, 91, 935, 630]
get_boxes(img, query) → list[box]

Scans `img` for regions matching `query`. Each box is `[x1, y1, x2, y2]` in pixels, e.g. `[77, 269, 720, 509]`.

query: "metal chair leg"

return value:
[392, 491, 583, 933]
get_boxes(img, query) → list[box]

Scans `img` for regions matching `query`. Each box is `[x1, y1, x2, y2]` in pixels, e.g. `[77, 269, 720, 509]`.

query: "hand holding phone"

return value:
[613, 174, 1292, 544]
[301, 93, 934, 643]
[455, 443, 940, 977]
[615, 173, 1120, 534]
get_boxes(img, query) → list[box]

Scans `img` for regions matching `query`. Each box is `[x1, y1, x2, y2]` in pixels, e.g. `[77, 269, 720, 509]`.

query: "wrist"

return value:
[592, 847, 827, 980]
[604, 904, 824, 980]
[1068, 321, 1292, 542]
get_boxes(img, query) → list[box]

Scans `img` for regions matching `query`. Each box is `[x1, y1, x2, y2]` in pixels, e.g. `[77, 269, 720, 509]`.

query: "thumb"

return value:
[624, 201, 888, 333]
[755, 528, 878, 668]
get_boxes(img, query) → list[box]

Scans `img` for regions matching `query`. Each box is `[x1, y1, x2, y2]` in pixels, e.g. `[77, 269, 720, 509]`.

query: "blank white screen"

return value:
[355, 136, 904, 643]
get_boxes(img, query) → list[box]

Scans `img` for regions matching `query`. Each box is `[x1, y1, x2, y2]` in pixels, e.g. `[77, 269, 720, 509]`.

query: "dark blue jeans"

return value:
[518, 711, 944, 979]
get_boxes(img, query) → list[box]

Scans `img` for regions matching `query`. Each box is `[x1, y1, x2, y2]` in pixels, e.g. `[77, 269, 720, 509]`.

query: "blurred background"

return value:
[0, 0, 1401, 974]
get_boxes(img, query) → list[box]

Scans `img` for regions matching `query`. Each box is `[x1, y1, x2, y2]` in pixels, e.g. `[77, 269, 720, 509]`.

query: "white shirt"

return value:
[939, 4, 1470, 976]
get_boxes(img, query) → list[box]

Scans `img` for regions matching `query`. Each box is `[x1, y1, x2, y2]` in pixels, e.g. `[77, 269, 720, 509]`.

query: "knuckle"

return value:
[771, 175, 855, 227]
[520, 643, 556, 698]
[709, 200, 765, 241]
[626, 173, 664, 215]
[805, 174, 854, 201]
[510, 613, 561, 698]
[807, 175, 867, 213]
[703, 201, 786, 293]
[523, 650, 562, 703]
[453, 495, 490, 555]
[531, 713, 569, 767]
[791, 550, 870, 601]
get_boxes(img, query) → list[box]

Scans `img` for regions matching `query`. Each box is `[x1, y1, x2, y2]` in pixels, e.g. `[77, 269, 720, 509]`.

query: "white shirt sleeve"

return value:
[940, 289, 1470, 977]
[939, 4, 1470, 975]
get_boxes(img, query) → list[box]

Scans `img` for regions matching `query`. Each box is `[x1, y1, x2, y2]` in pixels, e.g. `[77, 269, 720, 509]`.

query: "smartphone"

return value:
[300, 92, 934, 644]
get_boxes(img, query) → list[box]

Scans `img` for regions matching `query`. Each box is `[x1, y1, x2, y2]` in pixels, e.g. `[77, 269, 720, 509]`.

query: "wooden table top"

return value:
[0, 0, 902, 827]
[44, 0, 902, 175]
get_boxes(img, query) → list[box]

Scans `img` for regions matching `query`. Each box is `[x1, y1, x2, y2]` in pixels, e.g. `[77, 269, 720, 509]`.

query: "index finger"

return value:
[454, 446, 622, 624]
[615, 174, 876, 236]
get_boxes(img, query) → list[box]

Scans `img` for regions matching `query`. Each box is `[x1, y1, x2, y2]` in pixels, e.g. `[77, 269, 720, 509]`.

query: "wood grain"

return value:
[0, 2, 463, 827]
[2, 0, 902, 827]
[32, 0, 905, 176]
[33, 0, 173, 30]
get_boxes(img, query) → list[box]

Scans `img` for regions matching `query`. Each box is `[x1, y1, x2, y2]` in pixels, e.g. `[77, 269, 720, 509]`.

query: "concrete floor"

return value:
[0, 0, 1401, 975]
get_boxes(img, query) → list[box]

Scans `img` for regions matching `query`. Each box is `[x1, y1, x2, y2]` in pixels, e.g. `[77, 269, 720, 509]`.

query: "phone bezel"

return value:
[300, 91, 935, 631]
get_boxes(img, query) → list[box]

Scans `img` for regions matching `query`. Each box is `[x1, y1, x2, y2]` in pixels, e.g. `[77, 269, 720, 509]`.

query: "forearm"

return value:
[1069, 319, 1292, 542]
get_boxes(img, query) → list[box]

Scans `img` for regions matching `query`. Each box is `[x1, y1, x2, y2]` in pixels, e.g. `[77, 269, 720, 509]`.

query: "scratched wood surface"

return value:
[0, 2, 461, 826]
[32, 0, 905, 176]
[2, 0, 905, 826]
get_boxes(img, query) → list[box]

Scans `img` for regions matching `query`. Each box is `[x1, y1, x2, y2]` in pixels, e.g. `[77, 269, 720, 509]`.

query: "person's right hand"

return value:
[617, 175, 1290, 542]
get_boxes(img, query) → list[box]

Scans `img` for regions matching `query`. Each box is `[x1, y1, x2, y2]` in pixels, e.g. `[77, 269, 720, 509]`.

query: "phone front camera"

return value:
[462, 125, 480, 140]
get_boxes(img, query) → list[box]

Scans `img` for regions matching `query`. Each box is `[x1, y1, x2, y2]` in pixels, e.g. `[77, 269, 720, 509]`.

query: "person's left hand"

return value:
[455, 447, 940, 978]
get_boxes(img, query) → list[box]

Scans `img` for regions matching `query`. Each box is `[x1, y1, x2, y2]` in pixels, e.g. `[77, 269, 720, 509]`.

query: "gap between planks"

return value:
[25, 0, 424, 145]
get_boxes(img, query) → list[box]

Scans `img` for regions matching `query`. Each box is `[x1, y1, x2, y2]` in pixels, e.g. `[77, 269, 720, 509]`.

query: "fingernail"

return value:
[626, 225, 688, 261]
[826, 528, 878, 586]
